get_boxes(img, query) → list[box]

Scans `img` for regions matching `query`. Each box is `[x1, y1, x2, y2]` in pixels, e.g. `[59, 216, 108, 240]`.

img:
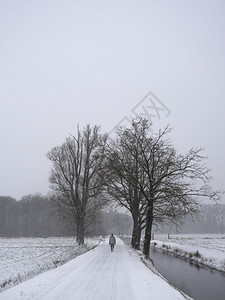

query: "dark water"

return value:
[150, 248, 225, 300]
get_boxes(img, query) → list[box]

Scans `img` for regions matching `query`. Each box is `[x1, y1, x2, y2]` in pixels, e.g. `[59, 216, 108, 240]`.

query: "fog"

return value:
[0, 0, 224, 202]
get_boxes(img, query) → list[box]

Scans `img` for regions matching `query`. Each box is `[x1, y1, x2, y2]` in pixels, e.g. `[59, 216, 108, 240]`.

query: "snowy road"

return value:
[0, 238, 187, 300]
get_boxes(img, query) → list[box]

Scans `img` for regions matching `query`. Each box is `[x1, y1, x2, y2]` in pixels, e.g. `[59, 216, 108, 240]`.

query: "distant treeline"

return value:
[0, 194, 132, 237]
[154, 203, 225, 234]
[1, 195, 224, 237]
[180, 203, 225, 234]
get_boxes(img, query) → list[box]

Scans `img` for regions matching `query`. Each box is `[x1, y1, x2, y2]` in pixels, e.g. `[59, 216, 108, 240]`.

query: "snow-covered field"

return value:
[151, 234, 225, 272]
[1, 234, 224, 299]
[0, 238, 190, 300]
[0, 237, 100, 293]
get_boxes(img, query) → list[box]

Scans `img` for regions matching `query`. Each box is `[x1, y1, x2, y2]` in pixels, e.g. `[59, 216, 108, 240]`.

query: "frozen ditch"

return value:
[151, 234, 225, 272]
[150, 234, 225, 300]
[151, 248, 225, 300]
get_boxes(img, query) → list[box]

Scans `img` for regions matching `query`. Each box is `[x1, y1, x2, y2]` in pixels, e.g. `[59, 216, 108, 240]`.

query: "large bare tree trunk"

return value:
[143, 204, 153, 258]
[131, 220, 141, 249]
[131, 203, 142, 249]
[76, 215, 85, 245]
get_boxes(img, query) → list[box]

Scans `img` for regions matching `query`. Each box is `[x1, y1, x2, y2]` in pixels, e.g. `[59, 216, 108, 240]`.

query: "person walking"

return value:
[109, 234, 116, 252]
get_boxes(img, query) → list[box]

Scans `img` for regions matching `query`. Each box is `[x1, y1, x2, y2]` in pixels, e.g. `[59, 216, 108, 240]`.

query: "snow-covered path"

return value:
[0, 238, 187, 300]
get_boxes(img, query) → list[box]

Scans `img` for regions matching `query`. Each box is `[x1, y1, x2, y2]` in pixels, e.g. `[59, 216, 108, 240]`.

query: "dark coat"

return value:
[109, 236, 116, 245]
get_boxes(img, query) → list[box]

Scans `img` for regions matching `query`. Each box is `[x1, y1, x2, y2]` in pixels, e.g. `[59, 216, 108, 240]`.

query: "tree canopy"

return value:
[105, 118, 220, 256]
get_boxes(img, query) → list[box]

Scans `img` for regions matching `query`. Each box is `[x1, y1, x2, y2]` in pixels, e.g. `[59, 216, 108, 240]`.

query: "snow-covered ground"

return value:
[0, 237, 190, 300]
[151, 234, 225, 272]
[0, 237, 100, 293]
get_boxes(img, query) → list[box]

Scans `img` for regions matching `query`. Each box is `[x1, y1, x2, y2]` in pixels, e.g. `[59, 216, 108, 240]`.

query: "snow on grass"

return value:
[151, 234, 225, 272]
[0, 237, 100, 293]
[0, 237, 191, 300]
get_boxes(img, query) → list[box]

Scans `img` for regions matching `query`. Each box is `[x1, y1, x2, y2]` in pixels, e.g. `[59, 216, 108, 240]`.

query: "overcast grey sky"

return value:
[0, 0, 224, 203]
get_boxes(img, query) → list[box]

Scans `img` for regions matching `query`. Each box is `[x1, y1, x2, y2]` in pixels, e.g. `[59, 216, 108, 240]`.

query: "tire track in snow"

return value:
[111, 253, 117, 300]
[41, 246, 107, 300]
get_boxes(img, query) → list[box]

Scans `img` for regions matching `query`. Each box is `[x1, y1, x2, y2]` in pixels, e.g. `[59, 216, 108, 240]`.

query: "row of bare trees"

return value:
[47, 118, 220, 257]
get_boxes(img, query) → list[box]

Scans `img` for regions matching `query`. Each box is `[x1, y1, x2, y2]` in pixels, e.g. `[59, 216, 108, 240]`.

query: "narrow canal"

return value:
[150, 248, 225, 300]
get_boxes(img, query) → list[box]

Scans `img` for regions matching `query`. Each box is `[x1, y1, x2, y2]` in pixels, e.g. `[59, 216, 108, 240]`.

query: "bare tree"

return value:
[105, 132, 147, 249]
[47, 125, 107, 244]
[134, 122, 220, 257]
[106, 118, 220, 257]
